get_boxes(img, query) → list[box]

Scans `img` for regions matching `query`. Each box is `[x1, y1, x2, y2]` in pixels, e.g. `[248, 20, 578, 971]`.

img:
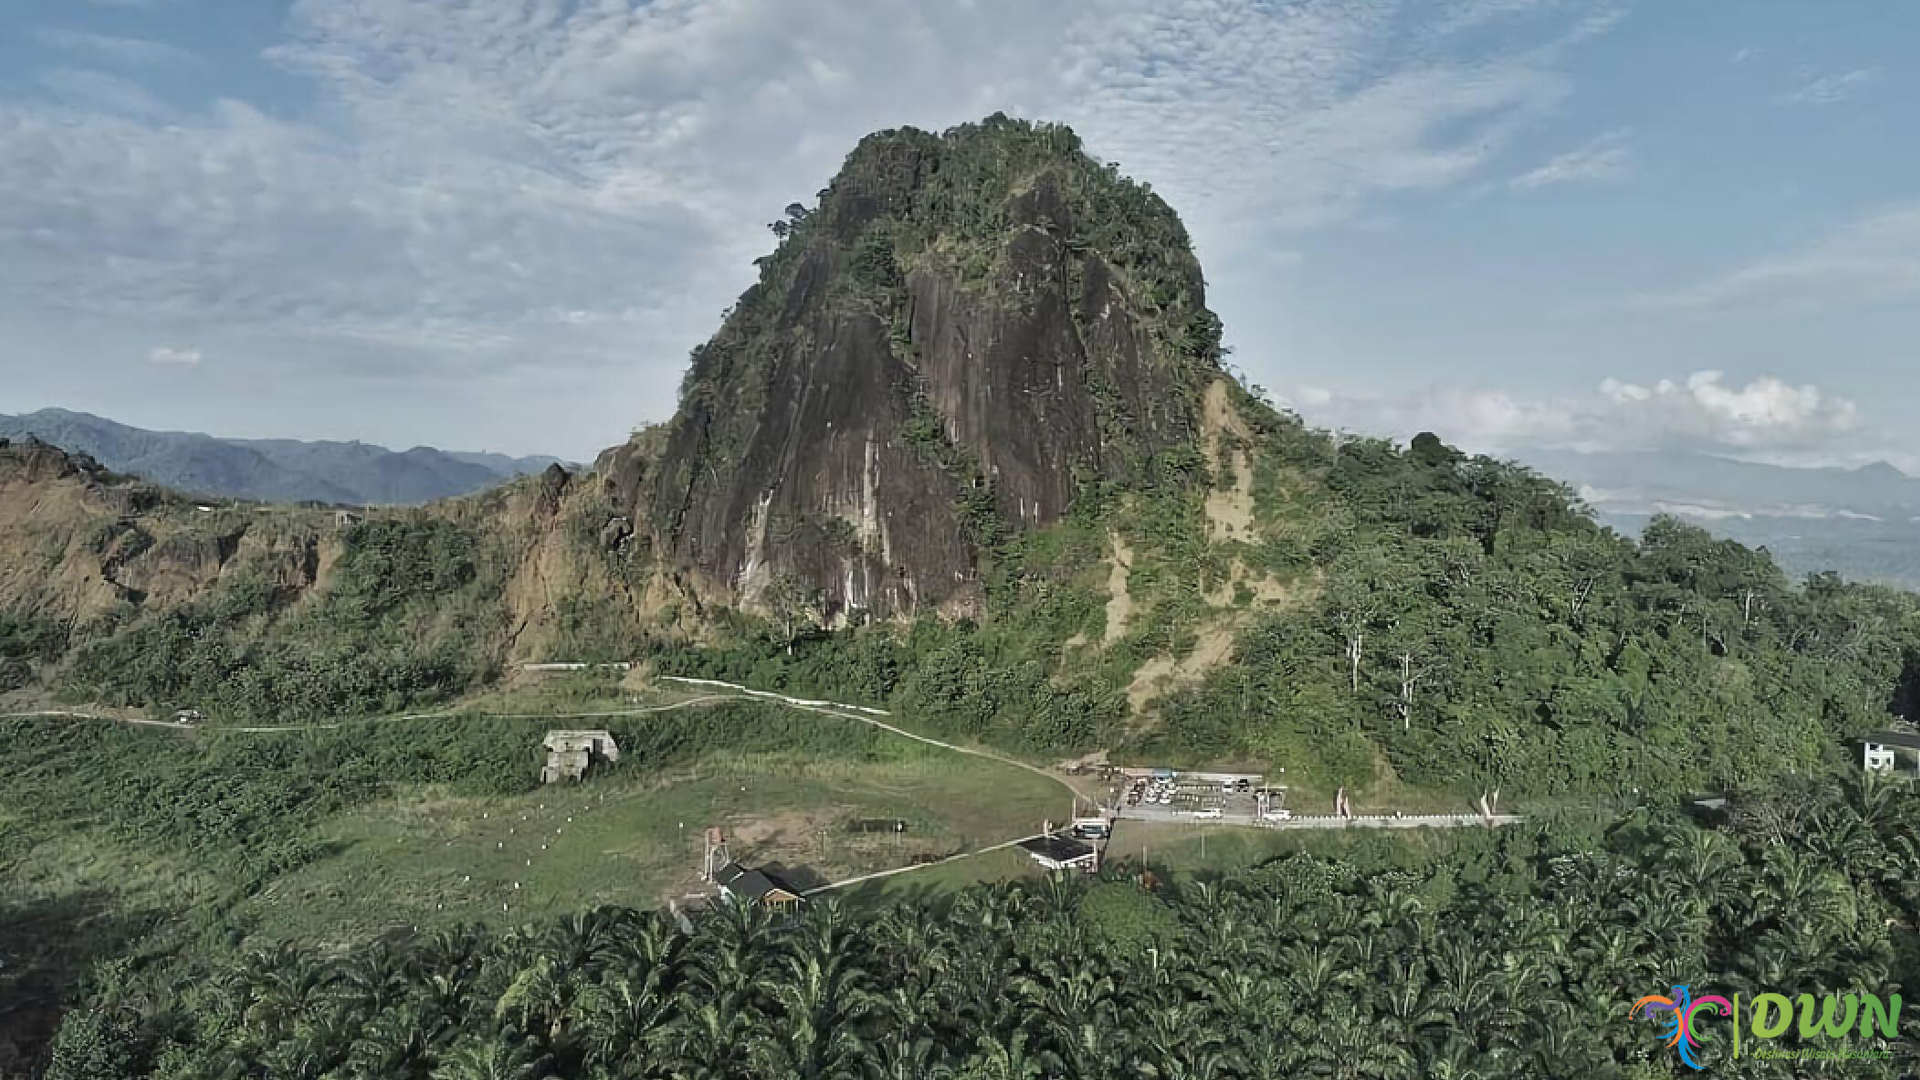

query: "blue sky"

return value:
[1, 0, 1914, 465]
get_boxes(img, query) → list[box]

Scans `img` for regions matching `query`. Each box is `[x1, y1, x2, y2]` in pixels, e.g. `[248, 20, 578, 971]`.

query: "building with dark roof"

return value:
[713, 862, 808, 912]
[1018, 834, 1097, 872]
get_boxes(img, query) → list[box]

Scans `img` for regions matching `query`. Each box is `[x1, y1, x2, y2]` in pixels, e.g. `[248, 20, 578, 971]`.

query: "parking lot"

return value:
[1114, 771, 1283, 827]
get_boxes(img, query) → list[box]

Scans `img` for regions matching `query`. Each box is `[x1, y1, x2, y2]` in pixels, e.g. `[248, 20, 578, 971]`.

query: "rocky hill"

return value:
[602, 117, 1221, 619]
[5, 117, 1918, 803]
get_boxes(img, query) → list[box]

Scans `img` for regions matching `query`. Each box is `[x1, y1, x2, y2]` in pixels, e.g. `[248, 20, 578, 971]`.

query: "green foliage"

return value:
[65, 515, 505, 720]
[846, 224, 904, 296]
[0, 613, 65, 690]
[37, 778, 1920, 1080]
[0, 715, 538, 888]
[1124, 419, 1920, 798]
[1075, 880, 1178, 954]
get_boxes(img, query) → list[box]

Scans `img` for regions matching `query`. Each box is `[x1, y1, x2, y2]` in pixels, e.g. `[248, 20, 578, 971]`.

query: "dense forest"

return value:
[37, 778, 1919, 1079]
[650, 423, 1920, 802]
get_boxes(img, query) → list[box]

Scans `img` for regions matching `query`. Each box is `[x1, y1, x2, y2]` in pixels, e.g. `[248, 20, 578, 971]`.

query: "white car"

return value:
[1194, 807, 1223, 820]
[1262, 809, 1294, 822]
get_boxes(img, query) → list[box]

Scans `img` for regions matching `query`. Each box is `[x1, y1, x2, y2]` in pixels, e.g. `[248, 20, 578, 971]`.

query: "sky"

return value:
[1, 0, 1915, 467]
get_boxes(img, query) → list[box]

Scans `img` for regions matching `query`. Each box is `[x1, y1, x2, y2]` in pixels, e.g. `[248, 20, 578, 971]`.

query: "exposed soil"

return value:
[1102, 532, 1134, 645]
[1201, 380, 1257, 542]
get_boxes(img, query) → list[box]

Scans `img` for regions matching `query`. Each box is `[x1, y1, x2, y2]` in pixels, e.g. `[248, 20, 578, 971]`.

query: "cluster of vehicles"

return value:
[1125, 774, 1257, 807]
[1125, 776, 1180, 807]
[1119, 771, 1294, 823]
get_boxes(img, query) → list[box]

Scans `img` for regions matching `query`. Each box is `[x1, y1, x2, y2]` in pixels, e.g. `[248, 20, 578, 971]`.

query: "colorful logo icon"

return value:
[1632, 985, 1733, 1069]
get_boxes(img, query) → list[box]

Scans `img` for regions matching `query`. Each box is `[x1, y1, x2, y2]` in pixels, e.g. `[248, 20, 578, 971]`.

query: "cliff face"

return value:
[627, 117, 1223, 619]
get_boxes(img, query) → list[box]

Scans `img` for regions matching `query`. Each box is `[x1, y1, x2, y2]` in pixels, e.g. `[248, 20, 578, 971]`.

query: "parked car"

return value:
[1262, 808, 1294, 822]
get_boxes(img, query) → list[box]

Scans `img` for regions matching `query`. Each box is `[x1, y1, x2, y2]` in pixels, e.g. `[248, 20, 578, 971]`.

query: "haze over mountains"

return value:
[1517, 447, 1920, 588]
[0, 408, 566, 506]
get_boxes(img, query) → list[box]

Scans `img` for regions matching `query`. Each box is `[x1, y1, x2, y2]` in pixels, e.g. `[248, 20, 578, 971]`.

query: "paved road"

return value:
[1116, 805, 1524, 829]
[1262, 812, 1522, 829]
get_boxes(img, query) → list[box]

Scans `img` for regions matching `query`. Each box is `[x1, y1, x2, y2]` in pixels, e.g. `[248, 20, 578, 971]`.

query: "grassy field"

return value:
[243, 743, 1072, 943]
[1101, 819, 1464, 880]
[0, 829, 220, 1073]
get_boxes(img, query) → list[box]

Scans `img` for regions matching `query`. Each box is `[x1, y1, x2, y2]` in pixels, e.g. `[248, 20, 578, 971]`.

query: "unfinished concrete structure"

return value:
[540, 729, 620, 784]
[1863, 731, 1920, 778]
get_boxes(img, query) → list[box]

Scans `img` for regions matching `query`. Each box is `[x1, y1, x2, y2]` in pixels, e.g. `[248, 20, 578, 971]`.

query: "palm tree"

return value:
[576, 961, 678, 1068]
[430, 1036, 551, 1080]
[345, 1001, 445, 1079]
[240, 943, 337, 1035]
[750, 915, 879, 1080]
[866, 1035, 954, 1080]
[964, 1026, 1051, 1080]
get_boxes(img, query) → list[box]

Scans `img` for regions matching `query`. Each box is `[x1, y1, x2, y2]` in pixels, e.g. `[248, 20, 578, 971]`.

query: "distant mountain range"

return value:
[0, 408, 567, 506]
[1516, 448, 1920, 589]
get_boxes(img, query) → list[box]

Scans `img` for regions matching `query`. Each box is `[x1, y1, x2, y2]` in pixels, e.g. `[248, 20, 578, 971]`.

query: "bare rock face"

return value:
[637, 117, 1220, 620]
[534, 462, 572, 518]
[647, 247, 975, 618]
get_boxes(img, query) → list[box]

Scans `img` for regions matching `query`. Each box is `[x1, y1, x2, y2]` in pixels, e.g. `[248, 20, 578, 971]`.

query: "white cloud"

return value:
[1595, 371, 1857, 450]
[1282, 384, 1577, 445]
[0, 0, 1617, 456]
[1632, 204, 1920, 315]
[149, 345, 201, 366]
[1781, 68, 1874, 105]
[1510, 128, 1630, 189]
[1284, 370, 1861, 459]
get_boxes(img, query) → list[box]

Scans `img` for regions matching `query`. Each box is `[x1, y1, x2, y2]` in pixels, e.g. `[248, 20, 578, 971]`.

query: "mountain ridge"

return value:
[0, 408, 568, 506]
[1519, 446, 1920, 587]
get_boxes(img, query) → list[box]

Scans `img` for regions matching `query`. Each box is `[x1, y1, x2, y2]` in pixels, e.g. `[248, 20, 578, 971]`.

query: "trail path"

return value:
[802, 833, 1048, 896]
[655, 677, 1080, 800]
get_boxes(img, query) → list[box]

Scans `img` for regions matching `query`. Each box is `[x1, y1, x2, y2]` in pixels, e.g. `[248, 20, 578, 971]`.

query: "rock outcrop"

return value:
[627, 117, 1223, 620]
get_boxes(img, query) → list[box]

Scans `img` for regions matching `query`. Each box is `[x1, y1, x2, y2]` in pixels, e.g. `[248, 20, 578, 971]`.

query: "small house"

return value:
[1018, 834, 1097, 873]
[713, 862, 808, 913]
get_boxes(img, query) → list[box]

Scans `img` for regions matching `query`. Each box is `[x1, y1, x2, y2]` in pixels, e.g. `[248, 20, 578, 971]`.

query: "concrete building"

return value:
[1862, 731, 1920, 778]
[540, 729, 620, 784]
